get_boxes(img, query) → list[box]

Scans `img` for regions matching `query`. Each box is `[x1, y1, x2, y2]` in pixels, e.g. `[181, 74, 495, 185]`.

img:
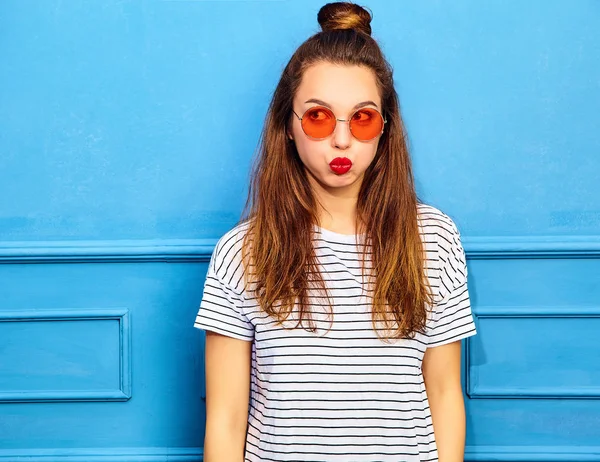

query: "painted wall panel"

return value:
[0, 262, 205, 451]
[0, 310, 130, 402]
[466, 399, 600, 447]
[464, 256, 600, 454]
[466, 257, 600, 306]
[469, 311, 600, 397]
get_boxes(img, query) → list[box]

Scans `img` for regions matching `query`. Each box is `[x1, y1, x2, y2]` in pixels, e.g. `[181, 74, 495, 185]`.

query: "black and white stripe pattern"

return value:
[194, 203, 477, 461]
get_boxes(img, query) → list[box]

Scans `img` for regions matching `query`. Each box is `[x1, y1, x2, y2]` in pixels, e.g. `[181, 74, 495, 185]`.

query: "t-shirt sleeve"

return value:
[426, 218, 477, 348]
[193, 242, 254, 342]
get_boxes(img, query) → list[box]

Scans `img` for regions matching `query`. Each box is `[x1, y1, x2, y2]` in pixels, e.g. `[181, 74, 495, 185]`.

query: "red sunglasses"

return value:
[292, 105, 387, 142]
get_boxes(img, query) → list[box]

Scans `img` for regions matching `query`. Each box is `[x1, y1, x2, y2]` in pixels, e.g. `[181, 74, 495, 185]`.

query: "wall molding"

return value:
[0, 448, 203, 461]
[464, 445, 600, 461]
[463, 235, 600, 259]
[0, 309, 131, 403]
[0, 239, 218, 263]
[0, 446, 598, 461]
[467, 306, 600, 399]
[0, 236, 598, 263]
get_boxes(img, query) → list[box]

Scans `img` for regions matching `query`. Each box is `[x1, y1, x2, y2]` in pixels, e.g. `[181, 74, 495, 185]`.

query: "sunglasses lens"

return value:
[350, 108, 384, 141]
[301, 107, 336, 139]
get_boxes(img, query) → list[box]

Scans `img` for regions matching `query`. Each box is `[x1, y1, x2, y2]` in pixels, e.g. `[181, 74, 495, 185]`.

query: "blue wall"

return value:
[1, 0, 598, 460]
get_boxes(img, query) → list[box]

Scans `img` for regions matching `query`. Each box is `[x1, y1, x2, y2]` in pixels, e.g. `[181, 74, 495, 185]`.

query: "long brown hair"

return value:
[240, 2, 433, 341]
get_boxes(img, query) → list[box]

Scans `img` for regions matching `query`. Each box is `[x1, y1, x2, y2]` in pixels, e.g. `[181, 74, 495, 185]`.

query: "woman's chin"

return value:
[322, 172, 363, 190]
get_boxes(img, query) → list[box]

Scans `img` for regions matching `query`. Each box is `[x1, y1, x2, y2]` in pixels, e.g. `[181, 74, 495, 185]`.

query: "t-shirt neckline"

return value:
[314, 224, 366, 244]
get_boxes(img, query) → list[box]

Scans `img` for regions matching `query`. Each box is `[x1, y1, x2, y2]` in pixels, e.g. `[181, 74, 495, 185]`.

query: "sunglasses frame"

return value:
[292, 105, 387, 142]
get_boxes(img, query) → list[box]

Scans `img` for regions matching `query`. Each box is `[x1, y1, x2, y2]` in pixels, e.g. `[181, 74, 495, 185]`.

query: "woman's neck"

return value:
[310, 177, 361, 235]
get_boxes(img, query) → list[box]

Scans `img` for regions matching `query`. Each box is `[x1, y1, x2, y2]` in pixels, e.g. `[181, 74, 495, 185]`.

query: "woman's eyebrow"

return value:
[304, 98, 379, 110]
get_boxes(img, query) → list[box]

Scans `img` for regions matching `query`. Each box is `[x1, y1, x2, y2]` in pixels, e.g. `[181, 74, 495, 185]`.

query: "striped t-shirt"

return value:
[194, 203, 477, 461]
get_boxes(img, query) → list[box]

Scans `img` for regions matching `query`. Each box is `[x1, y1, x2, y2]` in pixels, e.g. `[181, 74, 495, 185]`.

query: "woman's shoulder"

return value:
[214, 220, 251, 253]
[210, 220, 251, 280]
[416, 202, 462, 243]
[417, 203, 469, 303]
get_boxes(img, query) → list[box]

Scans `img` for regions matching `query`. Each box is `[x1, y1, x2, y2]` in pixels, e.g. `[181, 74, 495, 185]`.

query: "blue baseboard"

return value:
[1, 446, 599, 461]
[0, 448, 203, 462]
[465, 446, 600, 461]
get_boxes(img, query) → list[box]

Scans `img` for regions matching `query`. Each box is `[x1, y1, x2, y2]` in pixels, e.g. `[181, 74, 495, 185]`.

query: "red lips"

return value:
[329, 157, 352, 175]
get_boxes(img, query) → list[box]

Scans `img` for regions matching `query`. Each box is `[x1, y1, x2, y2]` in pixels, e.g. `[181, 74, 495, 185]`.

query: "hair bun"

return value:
[317, 2, 372, 36]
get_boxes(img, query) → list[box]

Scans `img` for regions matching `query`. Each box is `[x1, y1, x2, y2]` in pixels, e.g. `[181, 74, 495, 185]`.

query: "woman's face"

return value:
[289, 62, 383, 196]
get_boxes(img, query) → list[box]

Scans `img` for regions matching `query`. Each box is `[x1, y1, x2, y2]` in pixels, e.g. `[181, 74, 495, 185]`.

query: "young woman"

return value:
[194, 2, 477, 461]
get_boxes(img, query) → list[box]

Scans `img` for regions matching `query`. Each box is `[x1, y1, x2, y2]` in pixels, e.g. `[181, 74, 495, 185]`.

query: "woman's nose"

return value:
[332, 119, 352, 148]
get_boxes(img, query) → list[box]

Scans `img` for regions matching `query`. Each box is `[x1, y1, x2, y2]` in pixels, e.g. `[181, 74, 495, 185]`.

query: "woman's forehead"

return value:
[296, 62, 381, 110]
